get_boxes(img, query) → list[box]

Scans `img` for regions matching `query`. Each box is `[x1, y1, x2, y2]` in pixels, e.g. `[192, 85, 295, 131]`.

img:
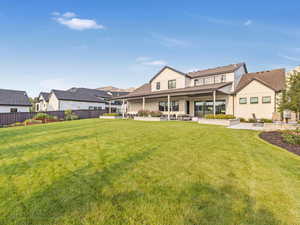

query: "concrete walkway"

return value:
[228, 123, 264, 130]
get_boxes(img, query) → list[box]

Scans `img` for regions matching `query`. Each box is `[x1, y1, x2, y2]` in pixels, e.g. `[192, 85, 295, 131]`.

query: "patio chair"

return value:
[252, 113, 264, 127]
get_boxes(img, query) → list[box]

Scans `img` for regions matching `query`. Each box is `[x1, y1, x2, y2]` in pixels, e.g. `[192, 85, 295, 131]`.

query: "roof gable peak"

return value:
[149, 66, 189, 83]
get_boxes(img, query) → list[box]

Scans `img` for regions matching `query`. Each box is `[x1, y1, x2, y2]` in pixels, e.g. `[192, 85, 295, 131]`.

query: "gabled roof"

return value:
[235, 68, 285, 93]
[0, 88, 31, 106]
[97, 86, 135, 92]
[52, 88, 107, 103]
[149, 66, 190, 83]
[39, 92, 50, 102]
[188, 63, 247, 78]
[117, 82, 232, 99]
[68, 87, 111, 98]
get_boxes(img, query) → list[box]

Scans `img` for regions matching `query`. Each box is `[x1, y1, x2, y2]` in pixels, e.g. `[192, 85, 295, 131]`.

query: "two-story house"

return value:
[113, 63, 286, 120]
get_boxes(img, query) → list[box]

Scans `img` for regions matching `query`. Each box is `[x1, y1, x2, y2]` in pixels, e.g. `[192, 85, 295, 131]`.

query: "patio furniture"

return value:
[252, 113, 264, 127]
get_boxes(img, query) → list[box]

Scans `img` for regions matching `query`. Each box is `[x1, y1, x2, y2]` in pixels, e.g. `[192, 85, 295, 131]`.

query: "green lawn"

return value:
[0, 119, 300, 225]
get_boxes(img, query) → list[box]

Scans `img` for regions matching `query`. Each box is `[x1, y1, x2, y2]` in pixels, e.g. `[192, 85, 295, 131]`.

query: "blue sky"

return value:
[0, 0, 299, 97]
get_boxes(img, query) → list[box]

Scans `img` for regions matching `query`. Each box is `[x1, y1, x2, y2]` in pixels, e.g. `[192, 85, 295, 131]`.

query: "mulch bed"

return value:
[259, 131, 300, 156]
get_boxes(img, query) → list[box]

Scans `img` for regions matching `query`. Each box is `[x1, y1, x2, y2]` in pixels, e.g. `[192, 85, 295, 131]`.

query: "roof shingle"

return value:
[52, 88, 108, 103]
[235, 69, 285, 93]
[0, 89, 31, 106]
[119, 82, 232, 99]
[188, 63, 246, 78]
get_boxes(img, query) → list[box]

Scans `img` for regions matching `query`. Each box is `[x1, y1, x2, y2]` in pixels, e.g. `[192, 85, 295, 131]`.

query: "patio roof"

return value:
[112, 82, 232, 100]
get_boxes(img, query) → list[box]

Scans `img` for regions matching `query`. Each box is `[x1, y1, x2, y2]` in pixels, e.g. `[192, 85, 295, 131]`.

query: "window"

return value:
[156, 82, 160, 90]
[159, 101, 179, 112]
[168, 80, 176, 89]
[214, 75, 221, 83]
[159, 102, 168, 111]
[10, 108, 18, 113]
[204, 77, 214, 84]
[239, 98, 247, 104]
[262, 96, 271, 104]
[250, 97, 258, 104]
[221, 75, 226, 82]
[199, 78, 204, 85]
[195, 78, 204, 86]
[171, 101, 179, 111]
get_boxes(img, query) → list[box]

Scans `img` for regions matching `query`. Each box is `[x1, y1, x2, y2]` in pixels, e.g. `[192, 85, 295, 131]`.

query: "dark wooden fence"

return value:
[0, 109, 107, 126]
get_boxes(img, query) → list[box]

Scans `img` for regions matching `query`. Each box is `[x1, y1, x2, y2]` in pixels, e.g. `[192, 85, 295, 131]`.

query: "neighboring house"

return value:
[36, 87, 129, 112]
[36, 92, 50, 112]
[97, 86, 135, 93]
[0, 88, 32, 113]
[113, 63, 286, 119]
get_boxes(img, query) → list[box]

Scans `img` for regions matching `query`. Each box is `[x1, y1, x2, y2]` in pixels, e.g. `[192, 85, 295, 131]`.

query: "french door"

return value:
[194, 100, 226, 117]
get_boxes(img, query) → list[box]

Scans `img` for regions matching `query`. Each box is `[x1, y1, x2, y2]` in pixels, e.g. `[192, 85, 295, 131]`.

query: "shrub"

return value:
[204, 114, 235, 119]
[260, 118, 273, 123]
[33, 113, 57, 123]
[282, 130, 300, 145]
[150, 111, 163, 117]
[239, 117, 247, 122]
[24, 119, 43, 126]
[64, 110, 79, 121]
[103, 113, 121, 117]
[138, 110, 150, 117]
[248, 118, 256, 123]
[34, 113, 52, 120]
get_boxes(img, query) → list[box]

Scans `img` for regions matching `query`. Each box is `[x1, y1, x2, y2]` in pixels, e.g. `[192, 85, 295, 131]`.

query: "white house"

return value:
[113, 63, 286, 120]
[0, 88, 32, 113]
[36, 88, 129, 112]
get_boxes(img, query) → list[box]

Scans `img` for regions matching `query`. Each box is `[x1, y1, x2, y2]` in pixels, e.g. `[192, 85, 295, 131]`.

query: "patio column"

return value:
[142, 97, 145, 110]
[122, 99, 125, 118]
[213, 90, 216, 116]
[109, 101, 112, 113]
[168, 94, 170, 120]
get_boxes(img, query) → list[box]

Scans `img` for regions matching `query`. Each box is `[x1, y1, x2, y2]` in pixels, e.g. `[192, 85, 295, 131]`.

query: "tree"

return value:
[279, 71, 300, 120]
[29, 97, 39, 112]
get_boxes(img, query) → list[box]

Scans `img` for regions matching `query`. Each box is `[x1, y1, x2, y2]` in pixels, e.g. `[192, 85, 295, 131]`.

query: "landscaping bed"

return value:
[259, 131, 300, 156]
[100, 113, 122, 119]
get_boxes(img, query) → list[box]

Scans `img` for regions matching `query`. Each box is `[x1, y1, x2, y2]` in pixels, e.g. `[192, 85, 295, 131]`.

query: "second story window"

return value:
[215, 75, 221, 83]
[204, 77, 214, 85]
[221, 75, 226, 82]
[156, 82, 160, 90]
[194, 79, 199, 86]
[168, 79, 176, 89]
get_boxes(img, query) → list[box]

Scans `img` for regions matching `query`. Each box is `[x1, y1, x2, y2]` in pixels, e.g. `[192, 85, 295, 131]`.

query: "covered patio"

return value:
[111, 89, 232, 120]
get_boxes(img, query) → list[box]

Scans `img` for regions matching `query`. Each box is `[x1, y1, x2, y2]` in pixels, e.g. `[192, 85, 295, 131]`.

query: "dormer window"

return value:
[156, 82, 160, 90]
[168, 80, 176, 89]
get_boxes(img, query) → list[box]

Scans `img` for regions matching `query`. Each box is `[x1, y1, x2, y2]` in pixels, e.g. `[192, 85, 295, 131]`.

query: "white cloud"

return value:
[136, 57, 167, 66]
[142, 60, 167, 66]
[51, 12, 60, 16]
[151, 33, 190, 48]
[62, 12, 77, 18]
[278, 54, 300, 62]
[52, 12, 105, 31]
[244, 19, 253, 26]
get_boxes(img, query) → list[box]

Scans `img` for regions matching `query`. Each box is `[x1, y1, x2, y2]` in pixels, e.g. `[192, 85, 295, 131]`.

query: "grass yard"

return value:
[0, 119, 300, 225]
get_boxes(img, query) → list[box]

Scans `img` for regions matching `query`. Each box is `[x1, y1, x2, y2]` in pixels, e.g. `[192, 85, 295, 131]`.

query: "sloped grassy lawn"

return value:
[0, 119, 300, 225]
